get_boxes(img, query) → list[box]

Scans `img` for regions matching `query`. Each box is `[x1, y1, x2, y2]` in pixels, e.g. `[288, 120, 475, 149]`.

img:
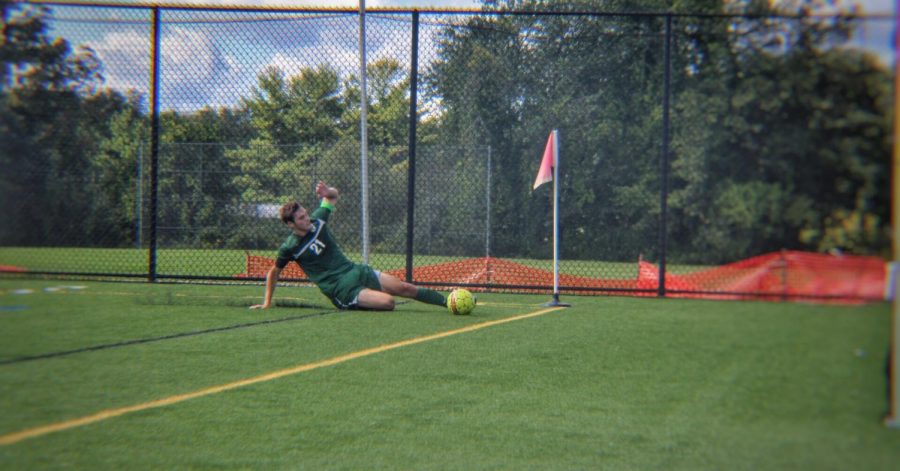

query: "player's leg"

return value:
[352, 266, 399, 310]
[329, 266, 394, 310]
[356, 288, 396, 310]
[376, 272, 416, 297]
[378, 272, 446, 307]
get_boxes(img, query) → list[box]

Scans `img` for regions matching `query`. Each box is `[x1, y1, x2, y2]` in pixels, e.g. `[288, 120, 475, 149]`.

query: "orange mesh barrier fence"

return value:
[236, 254, 310, 283]
[382, 257, 637, 293]
[637, 251, 886, 303]
[235, 251, 886, 304]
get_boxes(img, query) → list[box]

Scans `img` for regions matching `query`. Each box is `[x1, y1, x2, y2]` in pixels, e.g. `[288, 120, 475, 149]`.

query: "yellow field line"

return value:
[0, 306, 566, 446]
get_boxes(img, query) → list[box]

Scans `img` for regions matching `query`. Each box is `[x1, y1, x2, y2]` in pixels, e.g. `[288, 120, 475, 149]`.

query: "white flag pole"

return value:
[552, 129, 560, 295]
[545, 129, 570, 308]
[358, 0, 370, 264]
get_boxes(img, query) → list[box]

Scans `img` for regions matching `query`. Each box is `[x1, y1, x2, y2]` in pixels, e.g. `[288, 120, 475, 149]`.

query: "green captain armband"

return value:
[320, 199, 335, 210]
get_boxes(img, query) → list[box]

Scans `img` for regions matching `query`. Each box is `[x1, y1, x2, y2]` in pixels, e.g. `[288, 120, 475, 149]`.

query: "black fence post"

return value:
[658, 12, 672, 298]
[148, 6, 161, 282]
[405, 10, 420, 283]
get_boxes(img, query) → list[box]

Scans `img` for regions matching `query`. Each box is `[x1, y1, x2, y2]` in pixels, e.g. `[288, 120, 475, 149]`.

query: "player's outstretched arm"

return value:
[250, 265, 283, 309]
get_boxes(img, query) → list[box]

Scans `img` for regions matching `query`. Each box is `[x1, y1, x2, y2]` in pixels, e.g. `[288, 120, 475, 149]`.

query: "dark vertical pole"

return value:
[658, 13, 672, 297]
[405, 11, 420, 283]
[148, 6, 161, 282]
[780, 249, 788, 302]
[886, 2, 900, 428]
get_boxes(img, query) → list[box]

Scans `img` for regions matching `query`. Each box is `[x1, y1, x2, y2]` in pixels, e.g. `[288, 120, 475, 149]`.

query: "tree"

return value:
[343, 58, 418, 253]
[242, 65, 344, 147]
[226, 60, 418, 252]
[667, 2, 891, 262]
[85, 91, 147, 246]
[0, 1, 109, 246]
[425, 0, 891, 264]
[426, 3, 668, 260]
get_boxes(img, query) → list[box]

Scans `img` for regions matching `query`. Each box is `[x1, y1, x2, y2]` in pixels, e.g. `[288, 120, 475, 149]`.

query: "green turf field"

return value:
[0, 278, 896, 469]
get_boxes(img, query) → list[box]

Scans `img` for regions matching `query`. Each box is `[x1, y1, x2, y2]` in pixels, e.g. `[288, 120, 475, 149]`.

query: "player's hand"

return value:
[316, 181, 338, 200]
[249, 303, 269, 310]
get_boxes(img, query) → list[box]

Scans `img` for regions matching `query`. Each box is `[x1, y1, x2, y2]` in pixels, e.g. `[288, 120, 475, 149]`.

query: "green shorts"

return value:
[323, 264, 382, 309]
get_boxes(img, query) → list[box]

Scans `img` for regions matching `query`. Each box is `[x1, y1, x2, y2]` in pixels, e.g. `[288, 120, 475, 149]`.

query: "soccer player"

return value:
[250, 181, 448, 311]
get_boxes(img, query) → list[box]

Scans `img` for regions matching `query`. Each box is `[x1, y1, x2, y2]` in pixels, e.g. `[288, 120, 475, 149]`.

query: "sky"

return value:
[36, 0, 898, 111]
[104, 0, 895, 13]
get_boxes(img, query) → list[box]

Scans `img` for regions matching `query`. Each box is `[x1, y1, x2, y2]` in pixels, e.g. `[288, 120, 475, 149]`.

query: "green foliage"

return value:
[0, 1, 891, 265]
[0, 2, 135, 247]
[428, 0, 891, 263]
[666, 9, 891, 262]
[242, 65, 344, 146]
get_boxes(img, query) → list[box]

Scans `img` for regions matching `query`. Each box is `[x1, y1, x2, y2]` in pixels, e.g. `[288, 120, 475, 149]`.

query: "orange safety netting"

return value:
[634, 251, 885, 303]
[236, 251, 886, 304]
[238, 254, 311, 283]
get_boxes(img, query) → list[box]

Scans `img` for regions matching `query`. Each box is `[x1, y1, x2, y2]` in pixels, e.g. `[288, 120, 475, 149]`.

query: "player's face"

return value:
[290, 207, 312, 233]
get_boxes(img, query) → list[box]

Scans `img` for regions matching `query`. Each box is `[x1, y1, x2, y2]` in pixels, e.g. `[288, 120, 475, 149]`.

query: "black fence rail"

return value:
[0, 2, 893, 302]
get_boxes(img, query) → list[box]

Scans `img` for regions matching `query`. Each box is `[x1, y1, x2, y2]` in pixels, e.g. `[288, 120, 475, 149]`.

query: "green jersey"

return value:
[275, 206, 354, 291]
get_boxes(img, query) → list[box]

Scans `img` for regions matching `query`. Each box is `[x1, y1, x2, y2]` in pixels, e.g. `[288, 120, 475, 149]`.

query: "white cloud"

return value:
[91, 23, 237, 111]
[84, 1, 895, 112]
[266, 51, 321, 78]
[90, 30, 149, 92]
[843, 0, 896, 66]
[158, 27, 235, 110]
[107, 0, 888, 11]
[111, 0, 481, 8]
[162, 28, 219, 80]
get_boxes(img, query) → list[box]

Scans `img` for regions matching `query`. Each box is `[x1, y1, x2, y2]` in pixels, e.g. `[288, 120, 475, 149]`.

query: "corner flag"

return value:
[532, 130, 570, 308]
[533, 131, 555, 190]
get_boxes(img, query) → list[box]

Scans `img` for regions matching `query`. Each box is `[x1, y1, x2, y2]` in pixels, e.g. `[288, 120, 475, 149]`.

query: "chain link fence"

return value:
[1, 2, 893, 302]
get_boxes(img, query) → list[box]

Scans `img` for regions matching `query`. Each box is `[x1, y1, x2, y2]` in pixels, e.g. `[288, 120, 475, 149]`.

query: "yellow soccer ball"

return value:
[447, 289, 476, 315]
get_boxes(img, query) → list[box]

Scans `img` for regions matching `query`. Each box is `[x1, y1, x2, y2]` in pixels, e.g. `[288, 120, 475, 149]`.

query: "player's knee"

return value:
[371, 293, 395, 310]
[381, 297, 396, 310]
[357, 289, 395, 311]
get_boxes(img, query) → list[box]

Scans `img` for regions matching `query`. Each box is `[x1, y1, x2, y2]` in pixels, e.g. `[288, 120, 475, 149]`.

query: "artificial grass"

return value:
[0, 279, 896, 469]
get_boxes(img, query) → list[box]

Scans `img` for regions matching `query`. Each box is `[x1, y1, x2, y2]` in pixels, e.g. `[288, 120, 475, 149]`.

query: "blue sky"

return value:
[38, 0, 897, 111]
[103, 0, 896, 13]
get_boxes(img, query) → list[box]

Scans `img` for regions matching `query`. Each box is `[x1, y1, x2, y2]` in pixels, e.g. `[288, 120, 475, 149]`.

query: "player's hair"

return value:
[280, 201, 300, 225]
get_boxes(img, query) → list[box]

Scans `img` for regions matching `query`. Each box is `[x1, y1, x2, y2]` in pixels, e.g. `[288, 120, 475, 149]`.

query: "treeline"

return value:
[0, 1, 892, 264]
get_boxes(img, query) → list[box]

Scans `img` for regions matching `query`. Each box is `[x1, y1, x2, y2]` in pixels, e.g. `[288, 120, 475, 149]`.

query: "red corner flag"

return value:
[532, 131, 555, 190]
